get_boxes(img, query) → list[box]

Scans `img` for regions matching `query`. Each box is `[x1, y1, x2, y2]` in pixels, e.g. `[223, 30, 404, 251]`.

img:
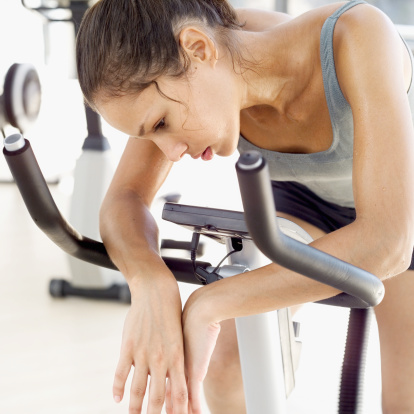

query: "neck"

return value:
[234, 26, 314, 115]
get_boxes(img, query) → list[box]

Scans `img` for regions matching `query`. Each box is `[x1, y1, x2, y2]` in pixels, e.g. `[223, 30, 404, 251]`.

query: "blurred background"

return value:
[236, 0, 414, 23]
[0, 1, 412, 413]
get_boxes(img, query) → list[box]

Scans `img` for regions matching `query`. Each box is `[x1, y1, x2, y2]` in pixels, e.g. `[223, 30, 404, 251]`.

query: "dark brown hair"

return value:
[76, 0, 244, 109]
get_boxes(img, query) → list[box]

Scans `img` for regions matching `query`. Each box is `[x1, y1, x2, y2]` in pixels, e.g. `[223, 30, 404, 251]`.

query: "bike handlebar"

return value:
[3, 134, 384, 307]
[236, 151, 384, 308]
[2, 135, 207, 286]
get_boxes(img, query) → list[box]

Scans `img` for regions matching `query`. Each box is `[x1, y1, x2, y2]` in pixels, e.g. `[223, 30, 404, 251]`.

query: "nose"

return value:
[156, 140, 188, 162]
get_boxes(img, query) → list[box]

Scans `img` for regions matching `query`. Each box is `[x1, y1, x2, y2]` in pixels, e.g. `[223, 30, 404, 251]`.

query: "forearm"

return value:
[198, 219, 409, 322]
[99, 190, 174, 293]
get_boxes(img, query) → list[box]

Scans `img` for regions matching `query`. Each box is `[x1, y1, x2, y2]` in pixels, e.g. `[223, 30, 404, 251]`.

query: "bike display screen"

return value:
[162, 203, 250, 243]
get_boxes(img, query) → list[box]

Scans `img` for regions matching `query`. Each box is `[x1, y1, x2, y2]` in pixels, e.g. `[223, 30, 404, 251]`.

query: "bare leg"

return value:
[374, 269, 414, 414]
[203, 319, 246, 414]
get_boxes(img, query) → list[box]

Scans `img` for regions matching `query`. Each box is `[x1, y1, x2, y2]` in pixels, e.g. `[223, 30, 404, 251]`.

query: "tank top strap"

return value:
[329, 0, 367, 20]
[320, 1, 367, 145]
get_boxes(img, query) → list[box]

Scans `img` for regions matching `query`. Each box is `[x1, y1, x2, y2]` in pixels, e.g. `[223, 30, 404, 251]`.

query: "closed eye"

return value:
[154, 118, 166, 132]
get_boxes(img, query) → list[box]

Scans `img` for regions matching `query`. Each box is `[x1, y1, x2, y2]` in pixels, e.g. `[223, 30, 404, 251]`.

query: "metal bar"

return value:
[236, 150, 385, 308]
[2, 135, 209, 285]
[219, 240, 288, 414]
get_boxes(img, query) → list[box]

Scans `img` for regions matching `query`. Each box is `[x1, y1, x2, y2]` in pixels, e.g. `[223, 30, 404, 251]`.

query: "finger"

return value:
[129, 367, 149, 414]
[147, 370, 167, 414]
[168, 370, 188, 414]
[113, 356, 132, 403]
[165, 379, 173, 414]
[188, 378, 203, 414]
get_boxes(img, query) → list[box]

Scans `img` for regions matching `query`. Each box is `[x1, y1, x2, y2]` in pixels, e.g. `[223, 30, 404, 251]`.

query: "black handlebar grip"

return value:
[3, 135, 118, 270]
[3, 135, 211, 285]
[236, 151, 384, 308]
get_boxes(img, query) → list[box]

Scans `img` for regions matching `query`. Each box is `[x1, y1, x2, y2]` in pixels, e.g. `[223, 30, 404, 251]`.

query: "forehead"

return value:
[96, 86, 161, 136]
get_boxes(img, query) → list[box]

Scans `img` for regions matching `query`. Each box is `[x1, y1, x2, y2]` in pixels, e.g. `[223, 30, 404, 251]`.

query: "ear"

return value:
[179, 27, 219, 66]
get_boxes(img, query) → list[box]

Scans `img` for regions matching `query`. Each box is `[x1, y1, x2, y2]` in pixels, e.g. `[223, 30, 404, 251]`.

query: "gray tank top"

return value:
[238, 0, 414, 208]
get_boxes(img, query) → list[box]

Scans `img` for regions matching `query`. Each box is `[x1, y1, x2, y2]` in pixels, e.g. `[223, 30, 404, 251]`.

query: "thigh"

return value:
[374, 270, 414, 412]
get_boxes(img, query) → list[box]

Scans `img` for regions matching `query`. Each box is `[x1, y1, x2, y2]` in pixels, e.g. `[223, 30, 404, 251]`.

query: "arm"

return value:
[192, 0, 414, 320]
[100, 137, 173, 288]
[100, 138, 189, 412]
[183, 5, 414, 410]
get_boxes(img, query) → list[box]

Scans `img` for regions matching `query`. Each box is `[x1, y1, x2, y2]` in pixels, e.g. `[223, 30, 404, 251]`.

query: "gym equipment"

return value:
[0, 63, 41, 135]
[20, 0, 94, 24]
[3, 133, 384, 413]
[22, 0, 129, 300]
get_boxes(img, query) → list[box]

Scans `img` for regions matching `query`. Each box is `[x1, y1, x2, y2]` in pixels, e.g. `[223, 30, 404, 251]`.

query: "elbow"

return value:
[377, 226, 414, 278]
[391, 211, 414, 275]
[393, 229, 414, 275]
[354, 214, 414, 279]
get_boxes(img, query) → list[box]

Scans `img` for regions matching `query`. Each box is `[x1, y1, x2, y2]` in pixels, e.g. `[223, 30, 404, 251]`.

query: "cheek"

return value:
[214, 113, 240, 156]
[210, 102, 239, 133]
[186, 85, 240, 150]
[194, 79, 237, 130]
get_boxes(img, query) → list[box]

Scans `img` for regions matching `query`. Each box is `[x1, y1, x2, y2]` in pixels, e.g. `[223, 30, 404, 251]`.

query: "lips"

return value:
[201, 147, 213, 161]
[191, 147, 214, 161]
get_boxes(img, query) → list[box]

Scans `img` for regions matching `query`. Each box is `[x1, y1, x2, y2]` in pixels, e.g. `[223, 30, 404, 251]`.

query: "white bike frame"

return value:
[205, 219, 312, 413]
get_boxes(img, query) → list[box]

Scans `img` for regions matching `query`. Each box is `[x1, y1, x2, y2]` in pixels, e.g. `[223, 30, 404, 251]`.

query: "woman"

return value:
[76, 0, 414, 413]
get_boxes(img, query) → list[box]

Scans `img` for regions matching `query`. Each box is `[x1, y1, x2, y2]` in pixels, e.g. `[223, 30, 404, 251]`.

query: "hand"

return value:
[113, 276, 189, 413]
[181, 287, 221, 414]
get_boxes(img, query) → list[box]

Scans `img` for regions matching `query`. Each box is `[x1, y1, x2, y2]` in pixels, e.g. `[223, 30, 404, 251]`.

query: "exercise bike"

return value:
[21, 0, 130, 297]
[3, 132, 384, 413]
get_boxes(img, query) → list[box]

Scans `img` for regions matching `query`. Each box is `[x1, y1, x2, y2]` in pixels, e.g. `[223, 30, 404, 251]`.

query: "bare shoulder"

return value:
[332, 3, 410, 101]
[334, 2, 400, 47]
[235, 8, 292, 32]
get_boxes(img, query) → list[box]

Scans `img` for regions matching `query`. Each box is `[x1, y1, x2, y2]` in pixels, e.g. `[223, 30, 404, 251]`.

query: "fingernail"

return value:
[114, 395, 121, 403]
